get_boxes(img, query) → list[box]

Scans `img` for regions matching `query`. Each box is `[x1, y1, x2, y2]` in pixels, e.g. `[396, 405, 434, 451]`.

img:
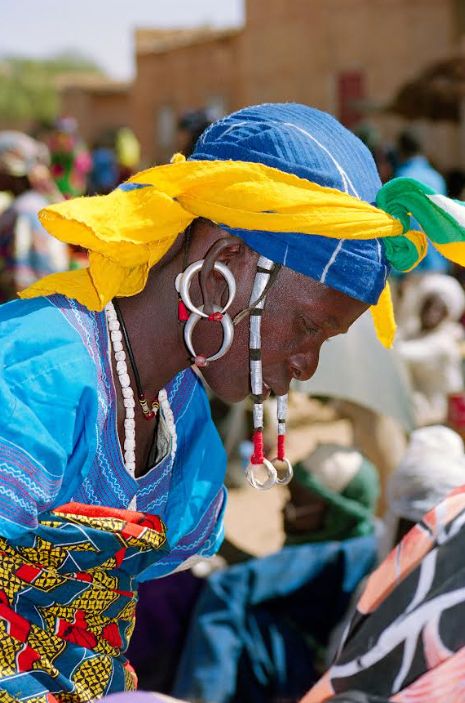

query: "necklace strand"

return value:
[112, 298, 160, 420]
[105, 302, 178, 480]
[106, 301, 137, 476]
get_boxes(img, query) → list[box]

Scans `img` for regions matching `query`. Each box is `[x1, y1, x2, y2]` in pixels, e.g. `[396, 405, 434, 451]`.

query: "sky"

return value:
[0, 0, 244, 79]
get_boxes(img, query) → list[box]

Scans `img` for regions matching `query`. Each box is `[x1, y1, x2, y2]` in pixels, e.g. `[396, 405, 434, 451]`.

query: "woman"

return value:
[0, 103, 464, 702]
[48, 117, 92, 198]
[396, 273, 465, 425]
[284, 444, 379, 545]
[388, 425, 465, 542]
[0, 131, 68, 302]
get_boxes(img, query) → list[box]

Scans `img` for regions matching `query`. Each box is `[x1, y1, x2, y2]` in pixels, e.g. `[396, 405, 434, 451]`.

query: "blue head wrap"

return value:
[190, 103, 389, 305]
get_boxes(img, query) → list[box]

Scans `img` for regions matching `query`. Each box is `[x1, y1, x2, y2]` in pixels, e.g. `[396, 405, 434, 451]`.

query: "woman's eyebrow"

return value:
[301, 310, 341, 333]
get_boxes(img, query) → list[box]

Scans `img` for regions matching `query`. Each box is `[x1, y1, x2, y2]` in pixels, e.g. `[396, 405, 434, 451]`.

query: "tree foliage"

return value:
[0, 51, 103, 124]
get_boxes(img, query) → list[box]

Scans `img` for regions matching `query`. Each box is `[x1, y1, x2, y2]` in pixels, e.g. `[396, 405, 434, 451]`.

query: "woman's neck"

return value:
[115, 255, 191, 395]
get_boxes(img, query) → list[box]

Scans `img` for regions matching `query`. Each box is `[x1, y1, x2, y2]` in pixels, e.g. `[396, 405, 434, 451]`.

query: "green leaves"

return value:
[0, 53, 103, 123]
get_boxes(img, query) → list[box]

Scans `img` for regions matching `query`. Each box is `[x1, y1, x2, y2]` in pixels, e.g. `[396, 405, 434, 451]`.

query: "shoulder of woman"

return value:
[0, 296, 98, 402]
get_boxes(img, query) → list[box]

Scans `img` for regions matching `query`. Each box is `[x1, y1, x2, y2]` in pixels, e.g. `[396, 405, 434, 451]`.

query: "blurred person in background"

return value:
[354, 123, 395, 184]
[446, 168, 465, 200]
[304, 427, 465, 703]
[173, 445, 379, 703]
[126, 569, 204, 695]
[48, 116, 92, 198]
[177, 109, 214, 158]
[108, 430, 465, 703]
[116, 127, 141, 182]
[396, 273, 465, 426]
[89, 128, 141, 195]
[47, 117, 93, 268]
[89, 132, 120, 195]
[387, 425, 465, 544]
[284, 444, 379, 545]
[0, 131, 68, 302]
[394, 129, 449, 275]
[395, 129, 446, 193]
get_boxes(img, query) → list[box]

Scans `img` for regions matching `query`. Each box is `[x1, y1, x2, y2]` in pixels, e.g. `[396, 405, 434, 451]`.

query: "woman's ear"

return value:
[199, 236, 243, 314]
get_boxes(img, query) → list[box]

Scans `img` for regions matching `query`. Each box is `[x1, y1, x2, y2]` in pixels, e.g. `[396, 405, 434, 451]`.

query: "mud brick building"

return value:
[60, 0, 464, 167]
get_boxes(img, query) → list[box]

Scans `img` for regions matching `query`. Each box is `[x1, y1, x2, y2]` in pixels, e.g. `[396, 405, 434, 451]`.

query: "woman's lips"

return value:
[264, 379, 290, 397]
[262, 382, 271, 400]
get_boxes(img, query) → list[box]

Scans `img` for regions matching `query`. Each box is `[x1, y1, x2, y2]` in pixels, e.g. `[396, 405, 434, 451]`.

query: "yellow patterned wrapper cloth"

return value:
[0, 503, 167, 701]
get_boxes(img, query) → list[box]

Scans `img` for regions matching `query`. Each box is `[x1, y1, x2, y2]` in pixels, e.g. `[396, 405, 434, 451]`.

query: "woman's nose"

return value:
[288, 349, 320, 381]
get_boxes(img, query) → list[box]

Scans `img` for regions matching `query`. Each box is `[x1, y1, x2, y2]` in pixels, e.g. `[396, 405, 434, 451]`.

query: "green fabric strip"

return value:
[377, 177, 465, 271]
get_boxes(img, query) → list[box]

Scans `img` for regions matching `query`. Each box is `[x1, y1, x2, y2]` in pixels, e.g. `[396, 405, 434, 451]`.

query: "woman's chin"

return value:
[201, 376, 250, 404]
[215, 386, 250, 404]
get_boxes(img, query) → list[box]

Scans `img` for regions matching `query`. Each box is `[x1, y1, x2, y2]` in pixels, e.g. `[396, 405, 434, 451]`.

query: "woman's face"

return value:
[198, 246, 369, 403]
[420, 293, 448, 331]
[283, 480, 328, 535]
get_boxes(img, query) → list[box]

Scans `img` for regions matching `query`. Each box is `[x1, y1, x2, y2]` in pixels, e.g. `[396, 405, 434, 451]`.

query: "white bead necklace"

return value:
[105, 301, 177, 489]
[106, 301, 137, 477]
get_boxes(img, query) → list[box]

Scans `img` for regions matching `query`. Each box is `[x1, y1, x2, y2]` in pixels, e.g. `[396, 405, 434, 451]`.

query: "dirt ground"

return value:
[224, 400, 352, 556]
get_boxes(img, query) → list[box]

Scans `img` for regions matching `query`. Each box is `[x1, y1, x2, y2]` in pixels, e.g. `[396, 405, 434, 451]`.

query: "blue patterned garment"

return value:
[0, 294, 227, 579]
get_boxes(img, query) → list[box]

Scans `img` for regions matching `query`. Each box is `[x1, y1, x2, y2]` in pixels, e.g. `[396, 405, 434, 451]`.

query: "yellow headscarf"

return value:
[20, 155, 465, 348]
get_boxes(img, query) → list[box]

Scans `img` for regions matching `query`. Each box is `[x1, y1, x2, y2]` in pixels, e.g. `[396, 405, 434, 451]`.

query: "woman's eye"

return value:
[299, 315, 318, 335]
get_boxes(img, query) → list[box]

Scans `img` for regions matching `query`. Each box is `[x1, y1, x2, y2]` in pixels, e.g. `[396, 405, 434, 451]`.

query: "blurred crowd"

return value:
[3, 110, 465, 703]
[0, 117, 143, 300]
[0, 109, 215, 304]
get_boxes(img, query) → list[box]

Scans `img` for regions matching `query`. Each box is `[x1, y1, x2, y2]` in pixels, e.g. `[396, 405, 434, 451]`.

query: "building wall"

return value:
[235, 0, 333, 110]
[60, 87, 130, 145]
[131, 34, 240, 164]
[239, 0, 455, 107]
[59, 0, 462, 170]
[237, 0, 460, 168]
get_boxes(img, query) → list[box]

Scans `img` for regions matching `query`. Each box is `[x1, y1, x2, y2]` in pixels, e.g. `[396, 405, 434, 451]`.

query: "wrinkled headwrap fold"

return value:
[19, 104, 465, 348]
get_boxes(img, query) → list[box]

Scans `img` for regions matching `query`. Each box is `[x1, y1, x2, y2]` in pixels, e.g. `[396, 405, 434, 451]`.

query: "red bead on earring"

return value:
[178, 299, 190, 322]
[251, 429, 265, 465]
[277, 434, 286, 461]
